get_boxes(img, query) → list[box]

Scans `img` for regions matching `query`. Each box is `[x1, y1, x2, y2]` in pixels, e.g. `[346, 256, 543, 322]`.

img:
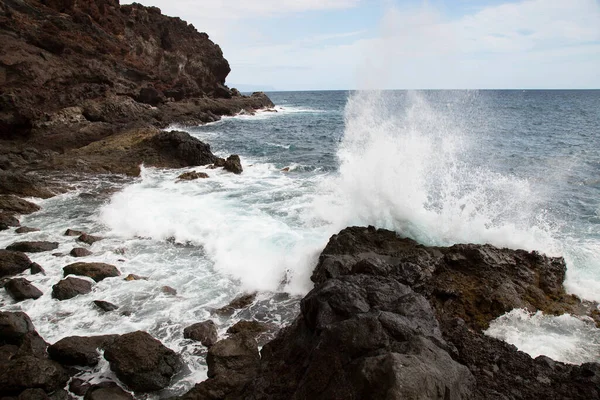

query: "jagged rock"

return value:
[0, 195, 40, 214]
[29, 263, 45, 275]
[77, 233, 102, 245]
[4, 278, 43, 301]
[149, 131, 217, 167]
[227, 321, 270, 336]
[183, 320, 218, 347]
[84, 382, 134, 400]
[48, 335, 118, 367]
[104, 331, 181, 392]
[215, 293, 257, 316]
[70, 248, 92, 257]
[63, 262, 120, 282]
[93, 300, 118, 312]
[0, 355, 69, 396]
[0, 212, 20, 227]
[0, 250, 32, 278]
[64, 229, 84, 236]
[177, 171, 209, 181]
[137, 86, 165, 106]
[6, 241, 59, 253]
[15, 227, 41, 234]
[52, 277, 93, 300]
[0, 172, 54, 199]
[0, 311, 35, 345]
[223, 155, 243, 174]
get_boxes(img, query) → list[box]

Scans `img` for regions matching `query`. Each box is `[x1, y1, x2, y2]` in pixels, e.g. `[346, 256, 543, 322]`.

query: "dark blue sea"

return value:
[2, 90, 599, 393]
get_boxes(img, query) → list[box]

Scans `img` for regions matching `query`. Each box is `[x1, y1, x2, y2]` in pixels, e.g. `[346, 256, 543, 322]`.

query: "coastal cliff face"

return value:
[0, 0, 273, 174]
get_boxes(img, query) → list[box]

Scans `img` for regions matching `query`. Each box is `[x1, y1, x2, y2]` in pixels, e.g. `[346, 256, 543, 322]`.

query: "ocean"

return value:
[1, 90, 599, 395]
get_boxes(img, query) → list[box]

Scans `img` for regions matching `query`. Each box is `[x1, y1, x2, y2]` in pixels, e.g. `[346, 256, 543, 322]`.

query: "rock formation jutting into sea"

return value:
[0, 1, 599, 399]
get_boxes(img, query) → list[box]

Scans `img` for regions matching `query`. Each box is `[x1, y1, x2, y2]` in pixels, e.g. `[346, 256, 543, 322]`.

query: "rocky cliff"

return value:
[0, 0, 274, 175]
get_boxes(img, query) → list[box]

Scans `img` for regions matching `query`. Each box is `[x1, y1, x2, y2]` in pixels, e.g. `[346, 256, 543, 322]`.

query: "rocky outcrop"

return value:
[103, 331, 181, 392]
[63, 262, 120, 282]
[0, 195, 40, 214]
[51, 277, 93, 300]
[183, 320, 218, 347]
[0, 250, 32, 278]
[0, 0, 274, 176]
[178, 227, 600, 400]
[223, 155, 243, 174]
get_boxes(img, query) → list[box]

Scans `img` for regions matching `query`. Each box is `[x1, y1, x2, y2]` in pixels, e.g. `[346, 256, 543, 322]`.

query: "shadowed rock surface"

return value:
[0, 195, 40, 214]
[183, 320, 218, 347]
[4, 278, 43, 301]
[0, 250, 32, 278]
[48, 335, 118, 367]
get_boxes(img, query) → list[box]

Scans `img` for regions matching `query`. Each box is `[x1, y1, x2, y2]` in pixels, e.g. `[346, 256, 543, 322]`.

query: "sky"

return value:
[122, 0, 600, 91]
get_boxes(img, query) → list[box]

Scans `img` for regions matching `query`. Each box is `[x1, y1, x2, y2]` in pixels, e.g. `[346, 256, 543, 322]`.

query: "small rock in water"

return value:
[63, 262, 120, 282]
[52, 252, 64, 257]
[0, 222, 8, 231]
[215, 292, 257, 316]
[70, 247, 92, 257]
[161, 286, 177, 295]
[52, 277, 93, 300]
[183, 320, 218, 347]
[15, 226, 40, 234]
[4, 278, 43, 301]
[65, 229, 84, 236]
[0, 249, 32, 278]
[78, 233, 102, 245]
[6, 241, 59, 253]
[29, 262, 45, 275]
[93, 300, 118, 312]
[124, 274, 147, 281]
[0, 212, 20, 227]
[223, 154, 243, 174]
[177, 171, 209, 181]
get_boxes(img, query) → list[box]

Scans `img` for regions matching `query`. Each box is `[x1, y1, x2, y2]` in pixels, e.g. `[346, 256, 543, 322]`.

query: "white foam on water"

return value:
[485, 309, 600, 365]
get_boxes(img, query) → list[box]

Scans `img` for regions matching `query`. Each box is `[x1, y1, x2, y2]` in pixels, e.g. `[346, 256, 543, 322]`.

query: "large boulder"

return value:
[103, 331, 181, 392]
[148, 131, 217, 167]
[48, 335, 118, 367]
[183, 320, 218, 347]
[0, 195, 40, 214]
[0, 355, 69, 396]
[223, 155, 243, 174]
[6, 241, 59, 253]
[0, 312, 35, 345]
[51, 277, 93, 300]
[0, 250, 32, 278]
[4, 278, 43, 301]
[63, 262, 120, 282]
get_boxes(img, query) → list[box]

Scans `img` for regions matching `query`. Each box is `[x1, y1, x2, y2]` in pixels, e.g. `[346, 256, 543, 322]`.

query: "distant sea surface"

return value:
[2, 90, 599, 395]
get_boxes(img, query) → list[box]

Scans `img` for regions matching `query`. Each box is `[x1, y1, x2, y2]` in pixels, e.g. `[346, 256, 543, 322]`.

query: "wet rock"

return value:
[48, 335, 118, 367]
[51, 277, 93, 300]
[161, 286, 177, 295]
[70, 248, 92, 257]
[69, 377, 91, 396]
[84, 382, 134, 400]
[93, 300, 118, 312]
[226, 320, 275, 344]
[64, 229, 83, 237]
[15, 227, 41, 234]
[6, 241, 59, 253]
[124, 274, 147, 281]
[4, 278, 43, 301]
[0, 172, 54, 199]
[63, 262, 120, 282]
[0, 196, 40, 215]
[0, 222, 9, 231]
[177, 171, 209, 181]
[149, 131, 217, 167]
[77, 233, 102, 245]
[183, 320, 218, 347]
[0, 212, 20, 227]
[104, 331, 181, 392]
[0, 250, 33, 278]
[215, 293, 257, 316]
[0, 355, 69, 396]
[14, 331, 49, 360]
[16, 388, 50, 399]
[0, 311, 35, 345]
[223, 155, 243, 174]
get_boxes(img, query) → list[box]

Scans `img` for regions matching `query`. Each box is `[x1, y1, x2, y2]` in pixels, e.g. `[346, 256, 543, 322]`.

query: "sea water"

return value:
[1, 90, 599, 395]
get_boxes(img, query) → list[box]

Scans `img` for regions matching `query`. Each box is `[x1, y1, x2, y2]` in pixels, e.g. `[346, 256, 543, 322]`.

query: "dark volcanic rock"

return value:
[29, 262, 45, 275]
[84, 382, 134, 400]
[215, 292, 257, 316]
[93, 300, 118, 312]
[0, 311, 35, 345]
[0, 211, 20, 227]
[0, 195, 40, 214]
[227, 320, 274, 344]
[223, 155, 243, 174]
[0, 250, 32, 278]
[70, 247, 92, 257]
[0, 172, 54, 199]
[6, 241, 59, 253]
[48, 335, 118, 367]
[64, 229, 84, 237]
[104, 331, 181, 392]
[51, 277, 93, 300]
[177, 171, 209, 181]
[15, 226, 41, 234]
[149, 130, 217, 167]
[0, 356, 69, 396]
[183, 320, 218, 347]
[63, 262, 120, 282]
[5, 278, 43, 301]
[77, 233, 102, 245]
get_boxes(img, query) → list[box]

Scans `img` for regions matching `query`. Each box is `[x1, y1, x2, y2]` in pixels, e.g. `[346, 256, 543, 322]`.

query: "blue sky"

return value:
[123, 0, 600, 90]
